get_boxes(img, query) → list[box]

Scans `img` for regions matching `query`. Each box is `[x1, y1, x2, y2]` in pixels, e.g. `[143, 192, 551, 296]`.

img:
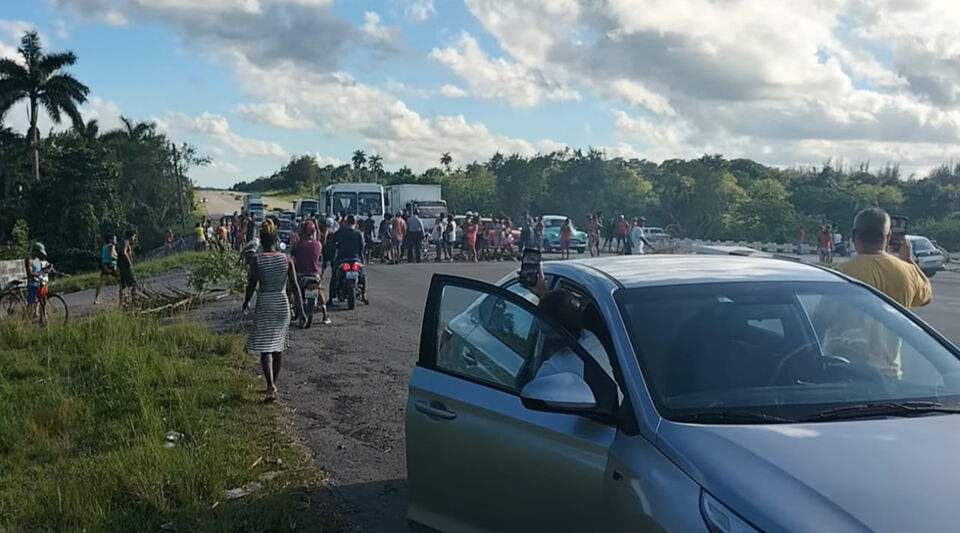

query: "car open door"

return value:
[406, 274, 619, 533]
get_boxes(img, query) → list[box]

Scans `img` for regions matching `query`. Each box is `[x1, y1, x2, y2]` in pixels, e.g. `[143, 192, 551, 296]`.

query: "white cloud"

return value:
[437, 84, 468, 98]
[403, 0, 435, 22]
[229, 58, 548, 169]
[430, 32, 580, 108]
[235, 102, 315, 129]
[385, 78, 429, 98]
[167, 111, 288, 159]
[80, 97, 125, 131]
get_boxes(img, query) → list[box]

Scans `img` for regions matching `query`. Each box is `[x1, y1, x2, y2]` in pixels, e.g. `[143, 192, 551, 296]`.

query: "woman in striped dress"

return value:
[242, 220, 304, 401]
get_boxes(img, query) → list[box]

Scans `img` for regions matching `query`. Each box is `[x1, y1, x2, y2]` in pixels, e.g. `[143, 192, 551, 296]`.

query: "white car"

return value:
[909, 235, 946, 277]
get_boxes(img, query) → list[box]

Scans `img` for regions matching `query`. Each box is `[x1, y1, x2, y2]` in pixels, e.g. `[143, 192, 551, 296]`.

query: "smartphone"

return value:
[519, 248, 541, 288]
[889, 215, 908, 252]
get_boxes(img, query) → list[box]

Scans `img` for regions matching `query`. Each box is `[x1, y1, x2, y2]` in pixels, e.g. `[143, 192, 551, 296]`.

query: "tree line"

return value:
[233, 150, 960, 251]
[0, 31, 205, 272]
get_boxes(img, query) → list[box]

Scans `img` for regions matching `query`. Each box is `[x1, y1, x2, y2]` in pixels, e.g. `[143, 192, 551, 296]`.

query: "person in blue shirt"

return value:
[94, 234, 119, 305]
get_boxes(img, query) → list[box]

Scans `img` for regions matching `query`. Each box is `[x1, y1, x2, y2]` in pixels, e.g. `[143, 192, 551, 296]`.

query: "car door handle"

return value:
[414, 400, 457, 420]
[462, 351, 478, 366]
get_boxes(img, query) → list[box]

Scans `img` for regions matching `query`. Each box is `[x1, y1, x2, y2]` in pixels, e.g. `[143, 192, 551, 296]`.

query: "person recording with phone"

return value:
[837, 207, 931, 310]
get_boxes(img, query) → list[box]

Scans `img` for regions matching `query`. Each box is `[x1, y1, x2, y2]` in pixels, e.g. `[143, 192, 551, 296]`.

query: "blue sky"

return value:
[3, 1, 960, 187]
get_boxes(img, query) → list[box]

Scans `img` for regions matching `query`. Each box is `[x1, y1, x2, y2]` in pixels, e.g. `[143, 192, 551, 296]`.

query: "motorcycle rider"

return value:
[291, 219, 330, 325]
[329, 215, 366, 304]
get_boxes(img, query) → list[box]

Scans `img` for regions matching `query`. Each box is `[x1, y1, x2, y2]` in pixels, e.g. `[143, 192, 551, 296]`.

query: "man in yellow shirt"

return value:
[820, 208, 932, 379]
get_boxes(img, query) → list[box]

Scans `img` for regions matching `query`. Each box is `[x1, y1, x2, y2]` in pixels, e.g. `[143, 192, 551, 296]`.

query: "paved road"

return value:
[189, 259, 960, 531]
[197, 189, 294, 217]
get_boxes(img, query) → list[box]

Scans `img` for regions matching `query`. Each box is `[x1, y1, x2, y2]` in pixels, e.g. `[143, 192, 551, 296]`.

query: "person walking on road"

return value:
[630, 217, 654, 255]
[94, 234, 119, 305]
[444, 214, 457, 261]
[616, 215, 629, 253]
[586, 214, 600, 257]
[406, 209, 425, 263]
[391, 212, 406, 265]
[432, 215, 445, 262]
[118, 229, 138, 308]
[379, 213, 393, 264]
[797, 227, 805, 256]
[464, 215, 479, 262]
[560, 218, 573, 260]
[243, 220, 305, 402]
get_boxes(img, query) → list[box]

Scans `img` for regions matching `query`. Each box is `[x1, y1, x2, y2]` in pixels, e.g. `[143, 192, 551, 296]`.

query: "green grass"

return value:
[52, 252, 209, 294]
[0, 313, 342, 532]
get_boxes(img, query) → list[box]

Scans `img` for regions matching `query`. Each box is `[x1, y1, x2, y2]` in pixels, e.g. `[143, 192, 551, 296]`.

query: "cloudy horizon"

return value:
[3, 0, 960, 187]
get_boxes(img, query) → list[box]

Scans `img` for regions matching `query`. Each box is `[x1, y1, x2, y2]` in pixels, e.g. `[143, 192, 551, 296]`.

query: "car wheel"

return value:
[924, 269, 937, 278]
[577, 248, 585, 254]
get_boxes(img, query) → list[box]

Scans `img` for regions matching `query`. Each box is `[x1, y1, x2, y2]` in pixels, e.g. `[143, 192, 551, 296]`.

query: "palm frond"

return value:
[17, 31, 42, 67]
[63, 102, 84, 130]
[39, 95, 62, 123]
[42, 74, 90, 102]
[38, 51, 77, 75]
[0, 58, 28, 80]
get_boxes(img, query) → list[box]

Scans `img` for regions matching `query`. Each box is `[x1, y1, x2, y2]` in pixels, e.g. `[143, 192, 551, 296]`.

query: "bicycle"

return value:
[0, 277, 69, 326]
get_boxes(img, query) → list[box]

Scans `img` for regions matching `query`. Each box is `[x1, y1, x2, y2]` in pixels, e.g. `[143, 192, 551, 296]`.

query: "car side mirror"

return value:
[520, 372, 597, 413]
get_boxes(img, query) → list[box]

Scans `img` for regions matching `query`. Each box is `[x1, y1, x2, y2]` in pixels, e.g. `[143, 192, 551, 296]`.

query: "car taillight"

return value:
[352, 263, 362, 271]
[341, 263, 350, 271]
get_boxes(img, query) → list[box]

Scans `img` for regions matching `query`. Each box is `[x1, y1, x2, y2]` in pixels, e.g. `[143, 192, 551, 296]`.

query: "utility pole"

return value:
[171, 142, 186, 228]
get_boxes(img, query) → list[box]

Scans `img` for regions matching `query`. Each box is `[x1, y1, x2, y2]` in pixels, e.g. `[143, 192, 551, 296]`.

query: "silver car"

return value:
[406, 255, 960, 532]
[909, 234, 946, 277]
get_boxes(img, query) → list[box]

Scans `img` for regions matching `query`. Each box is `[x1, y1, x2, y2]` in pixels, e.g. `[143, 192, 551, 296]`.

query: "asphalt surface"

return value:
[58, 256, 960, 531]
[198, 189, 294, 217]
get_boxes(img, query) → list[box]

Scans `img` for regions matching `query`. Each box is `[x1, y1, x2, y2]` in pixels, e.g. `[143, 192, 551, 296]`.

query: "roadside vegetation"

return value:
[234, 150, 960, 252]
[0, 312, 342, 532]
[51, 251, 209, 294]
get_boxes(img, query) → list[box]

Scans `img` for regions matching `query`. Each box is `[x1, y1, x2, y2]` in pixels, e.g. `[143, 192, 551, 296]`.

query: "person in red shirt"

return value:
[164, 229, 175, 256]
[616, 215, 629, 254]
[391, 212, 406, 265]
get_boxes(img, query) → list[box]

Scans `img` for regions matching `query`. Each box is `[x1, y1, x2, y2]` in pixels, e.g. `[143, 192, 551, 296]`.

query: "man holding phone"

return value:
[837, 207, 931, 309]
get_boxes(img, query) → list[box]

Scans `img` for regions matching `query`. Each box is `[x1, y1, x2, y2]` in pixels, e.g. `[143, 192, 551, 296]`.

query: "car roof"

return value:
[541, 215, 567, 220]
[546, 255, 844, 288]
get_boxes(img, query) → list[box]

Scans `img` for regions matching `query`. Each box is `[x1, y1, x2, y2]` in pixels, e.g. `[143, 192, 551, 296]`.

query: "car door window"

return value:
[432, 280, 616, 400]
[435, 285, 541, 391]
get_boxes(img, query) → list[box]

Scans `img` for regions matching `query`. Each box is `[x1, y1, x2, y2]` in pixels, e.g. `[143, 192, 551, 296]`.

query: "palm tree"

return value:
[0, 30, 90, 181]
[369, 153, 383, 178]
[74, 118, 99, 140]
[351, 149, 367, 183]
[101, 116, 153, 143]
[440, 152, 452, 171]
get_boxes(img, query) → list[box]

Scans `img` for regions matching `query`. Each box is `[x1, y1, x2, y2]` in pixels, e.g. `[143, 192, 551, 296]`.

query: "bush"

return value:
[187, 246, 246, 294]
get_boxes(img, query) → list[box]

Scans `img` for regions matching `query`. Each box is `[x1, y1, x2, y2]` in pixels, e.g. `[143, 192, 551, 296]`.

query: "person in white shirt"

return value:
[629, 217, 654, 255]
[406, 209, 425, 263]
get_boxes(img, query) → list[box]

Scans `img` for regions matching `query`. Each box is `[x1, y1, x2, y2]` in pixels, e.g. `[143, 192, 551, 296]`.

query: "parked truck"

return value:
[385, 184, 447, 233]
[293, 198, 320, 219]
[243, 194, 265, 222]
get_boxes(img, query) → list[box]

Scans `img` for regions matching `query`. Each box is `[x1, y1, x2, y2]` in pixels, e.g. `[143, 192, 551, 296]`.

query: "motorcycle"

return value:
[298, 274, 322, 328]
[334, 257, 369, 310]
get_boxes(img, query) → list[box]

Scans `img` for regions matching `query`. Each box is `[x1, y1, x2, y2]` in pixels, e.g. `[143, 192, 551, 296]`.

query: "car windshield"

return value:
[332, 192, 357, 215]
[417, 205, 446, 218]
[543, 219, 571, 229]
[616, 281, 960, 422]
[911, 237, 935, 252]
[358, 192, 382, 216]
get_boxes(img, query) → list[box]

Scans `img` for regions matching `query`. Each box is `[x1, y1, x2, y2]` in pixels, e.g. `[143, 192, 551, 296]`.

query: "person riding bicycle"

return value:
[24, 242, 51, 317]
[291, 219, 329, 324]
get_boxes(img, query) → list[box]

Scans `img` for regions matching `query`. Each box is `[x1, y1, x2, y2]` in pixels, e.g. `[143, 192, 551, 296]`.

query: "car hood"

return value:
[657, 415, 960, 532]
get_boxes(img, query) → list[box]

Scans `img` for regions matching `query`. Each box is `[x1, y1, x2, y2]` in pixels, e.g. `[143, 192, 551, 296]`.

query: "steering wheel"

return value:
[770, 341, 890, 386]
[769, 341, 821, 386]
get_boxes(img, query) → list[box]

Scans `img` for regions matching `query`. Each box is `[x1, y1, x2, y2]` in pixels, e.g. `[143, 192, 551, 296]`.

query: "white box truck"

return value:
[385, 184, 447, 233]
[243, 194, 265, 222]
[293, 198, 320, 218]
